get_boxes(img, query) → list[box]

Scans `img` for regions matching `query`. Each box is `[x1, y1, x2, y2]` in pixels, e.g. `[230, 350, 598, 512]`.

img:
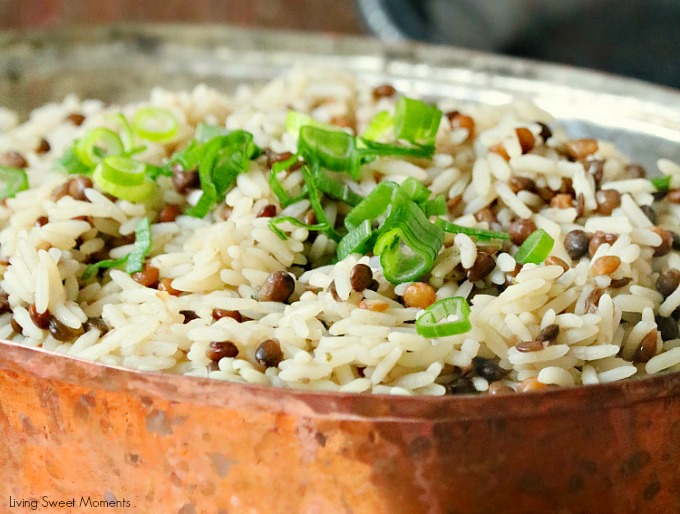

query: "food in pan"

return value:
[0, 71, 678, 395]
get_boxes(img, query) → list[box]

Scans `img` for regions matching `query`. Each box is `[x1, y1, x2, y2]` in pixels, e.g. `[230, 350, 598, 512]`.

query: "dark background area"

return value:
[2, 0, 679, 89]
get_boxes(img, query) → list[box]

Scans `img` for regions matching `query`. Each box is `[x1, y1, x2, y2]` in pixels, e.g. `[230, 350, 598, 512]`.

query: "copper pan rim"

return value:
[1, 339, 678, 422]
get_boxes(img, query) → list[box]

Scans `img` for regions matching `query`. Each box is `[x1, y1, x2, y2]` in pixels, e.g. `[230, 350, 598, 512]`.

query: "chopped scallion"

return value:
[651, 175, 671, 191]
[315, 170, 363, 206]
[393, 97, 442, 147]
[362, 111, 393, 141]
[92, 156, 156, 202]
[75, 128, 124, 167]
[416, 297, 471, 338]
[373, 201, 444, 284]
[82, 256, 128, 280]
[268, 216, 329, 241]
[514, 228, 554, 264]
[436, 219, 510, 241]
[298, 126, 361, 179]
[0, 166, 28, 200]
[125, 217, 152, 274]
[133, 107, 179, 143]
[336, 219, 374, 261]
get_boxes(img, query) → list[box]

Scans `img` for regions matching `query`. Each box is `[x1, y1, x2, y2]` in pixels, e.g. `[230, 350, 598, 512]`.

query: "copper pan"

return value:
[1, 25, 679, 513]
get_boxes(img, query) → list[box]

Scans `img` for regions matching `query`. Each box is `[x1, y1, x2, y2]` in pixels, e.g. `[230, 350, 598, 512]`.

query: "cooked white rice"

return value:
[0, 70, 679, 396]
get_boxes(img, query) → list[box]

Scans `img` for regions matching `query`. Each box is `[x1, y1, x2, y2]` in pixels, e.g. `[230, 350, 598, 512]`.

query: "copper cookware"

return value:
[1, 25, 679, 513]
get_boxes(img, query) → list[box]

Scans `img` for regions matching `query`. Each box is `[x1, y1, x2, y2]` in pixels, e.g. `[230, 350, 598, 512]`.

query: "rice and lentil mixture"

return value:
[0, 70, 679, 396]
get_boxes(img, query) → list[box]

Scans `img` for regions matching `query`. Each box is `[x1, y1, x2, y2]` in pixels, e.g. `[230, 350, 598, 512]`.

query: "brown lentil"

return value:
[256, 204, 277, 218]
[595, 189, 622, 215]
[255, 338, 284, 368]
[303, 210, 317, 226]
[359, 299, 389, 312]
[588, 231, 618, 257]
[36, 138, 51, 154]
[446, 376, 477, 395]
[591, 255, 621, 275]
[666, 189, 680, 204]
[327, 281, 341, 302]
[212, 308, 242, 323]
[564, 139, 598, 161]
[367, 279, 380, 292]
[171, 163, 200, 193]
[1, 151, 28, 169]
[609, 277, 632, 289]
[349, 263, 373, 292]
[640, 205, 657, 225]
[536, 122, 552, 142]
[372, 84, 397, 100]
[651, 227, 673, 257]
[402, 282, 437, 309]
[536, 186, 557, 204]
[515, 339, 545, 352]
[0, 292, 10, 315]
[48, 316, 84, 342]
[159, 204, 180, 223]
[131, 265, 160, 288]
[508, 218, 536, 246]
[536, 324, 560, 345]
[508, 176, 536, 194]
[624, 163, 647, 178]
[545, 255, 569, 272]
[157, 278, 182, 296]
[474, 207, 497, 226]
[447, 195, 463, 213]
[84, 316, 109, 334]
[656, 269, 680, 297]
[489, 143, 510, 161]
[34, 216, 49, 227]
[515, 127, 535, 154]
[655, 315, 679, 341]
[576, 193, 585, 218]
[467, 252, 496, 283]
[180, 310, 199, 324]
[633, 330, 658, 363]
[68, 176, 93, 201]
[260, 271, 295, 303]
[10, 316, 22, 334]
[472, 357, 508, 382]
[586, 160, 604, 185]
[516, 377, 549, 393]
[206, 341, 239, 361]
[67, 113, 86, 126]
[28, 303, 51, 330]
[585, 288, 603, 311]
[550, 194, 573, 209]
[446, 111, 475, 142]
[487, 382, 515, 395]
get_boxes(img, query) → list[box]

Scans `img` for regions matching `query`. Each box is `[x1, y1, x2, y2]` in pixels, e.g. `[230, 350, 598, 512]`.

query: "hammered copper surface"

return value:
[0, 25, 679, 514]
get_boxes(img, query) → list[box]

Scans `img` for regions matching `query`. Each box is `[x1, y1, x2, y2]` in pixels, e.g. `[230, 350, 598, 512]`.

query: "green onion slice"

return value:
[286, 111, 333, 135]
[133, 107, 179, 143]
[298, 126, 361, 179]
[301, 163, 341, 242]
[125, 217, 152, 274]
[337, 219, 374, 261]
[82, 256, 128, 280]
[0, 166, 28, 200]
[344, 181, 406, 231]
[416, 297, 472, 338]
[268, 216, 329, 241]
[195, 123, 231, 143]
[393, 97, 442, 147]
[315, 170, 363, 206]
[423, 195, 447, 217]
[55, 145, 91, 174]
[75, 128, 124, 167]
[82, 217, 152, 278]
[359, 139, 435, 160]
[93, 157, 156, 203]
[436, 219, 510, 241]
[269, 153, 307, 207]
[373, 201, 444, 284]
[399, 177, 431, 204]
[514, 228, 554, 264]
[362, 111, 393, 141]
[651, 175, 671, 191]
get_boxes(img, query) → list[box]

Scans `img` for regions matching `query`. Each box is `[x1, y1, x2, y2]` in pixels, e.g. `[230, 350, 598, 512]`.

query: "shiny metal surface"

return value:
[0, 25, 679, 513]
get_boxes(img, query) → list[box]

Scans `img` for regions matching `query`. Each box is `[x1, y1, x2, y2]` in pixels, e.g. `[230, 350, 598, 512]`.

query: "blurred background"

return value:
[1, 0, 678, 88]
